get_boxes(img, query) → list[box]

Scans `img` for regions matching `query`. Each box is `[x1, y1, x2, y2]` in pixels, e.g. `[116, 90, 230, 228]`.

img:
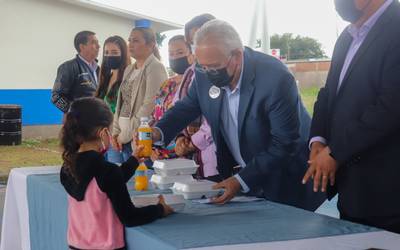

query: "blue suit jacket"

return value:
[156, 47, 325, 211]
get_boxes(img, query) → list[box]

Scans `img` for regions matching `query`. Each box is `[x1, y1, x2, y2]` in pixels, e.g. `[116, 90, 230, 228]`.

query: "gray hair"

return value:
[193, 19, 243, 56]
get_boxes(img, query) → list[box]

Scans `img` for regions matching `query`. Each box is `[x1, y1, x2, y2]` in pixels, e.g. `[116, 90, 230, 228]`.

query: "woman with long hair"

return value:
[149, 35, 194, 161]
[112, 27, 168, 162]
[96, 36, 130, 163]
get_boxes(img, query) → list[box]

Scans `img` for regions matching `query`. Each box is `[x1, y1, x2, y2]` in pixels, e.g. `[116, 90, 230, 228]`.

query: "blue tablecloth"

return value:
[27, 174, 379, 250]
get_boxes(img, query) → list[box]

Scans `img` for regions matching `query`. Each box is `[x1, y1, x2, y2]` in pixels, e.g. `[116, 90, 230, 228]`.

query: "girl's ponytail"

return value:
[60, 97, 113, 182]
[61, 112, 81, 181]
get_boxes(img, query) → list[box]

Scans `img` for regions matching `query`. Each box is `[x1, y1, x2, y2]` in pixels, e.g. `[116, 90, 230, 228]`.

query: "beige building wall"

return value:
[0, 0, 134, 90]
[287, 60, 331, 89]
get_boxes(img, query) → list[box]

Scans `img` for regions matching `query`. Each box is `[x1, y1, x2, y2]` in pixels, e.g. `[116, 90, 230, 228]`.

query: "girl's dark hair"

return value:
[61, 97, 113, 181]
[168, 35, 191, 51]
[184, 14, 216, 43]
[96, 36, 130, 100]
[132, 27, 161, 60]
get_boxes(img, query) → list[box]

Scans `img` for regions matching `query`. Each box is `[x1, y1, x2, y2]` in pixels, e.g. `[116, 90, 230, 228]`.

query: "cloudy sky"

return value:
[96, 0, 350, 61]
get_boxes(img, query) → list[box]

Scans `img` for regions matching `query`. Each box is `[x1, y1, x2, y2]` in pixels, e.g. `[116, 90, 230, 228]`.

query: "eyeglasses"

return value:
[195, 55, 233, 76]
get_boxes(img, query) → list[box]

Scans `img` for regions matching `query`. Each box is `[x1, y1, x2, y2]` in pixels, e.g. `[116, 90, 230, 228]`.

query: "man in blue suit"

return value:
[154, 20, 325, 211]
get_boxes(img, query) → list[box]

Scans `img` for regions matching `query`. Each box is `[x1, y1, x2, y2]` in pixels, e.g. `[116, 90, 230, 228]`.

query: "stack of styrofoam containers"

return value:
[151, 159, 223, 200]
[150, 159, 198, 190]
[171, 180, 223, 200]
[131, 194, 186, 212]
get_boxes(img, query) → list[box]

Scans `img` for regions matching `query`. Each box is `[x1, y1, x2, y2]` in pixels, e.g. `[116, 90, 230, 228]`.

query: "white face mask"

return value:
[191, 44, 196, 54]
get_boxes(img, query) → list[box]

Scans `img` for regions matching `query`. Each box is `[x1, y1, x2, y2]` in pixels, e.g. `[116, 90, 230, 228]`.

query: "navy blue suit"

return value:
[311, 1, 400, 225]
[156, 47, 325, 211]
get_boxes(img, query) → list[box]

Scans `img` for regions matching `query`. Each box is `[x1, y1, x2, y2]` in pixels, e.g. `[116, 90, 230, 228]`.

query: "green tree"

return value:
[269, 33, 326, 60]
[156, 32, 167, 47]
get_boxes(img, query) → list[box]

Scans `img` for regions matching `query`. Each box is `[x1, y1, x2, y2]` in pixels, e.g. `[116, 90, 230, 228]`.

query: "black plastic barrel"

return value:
[0, 105, 22, 146]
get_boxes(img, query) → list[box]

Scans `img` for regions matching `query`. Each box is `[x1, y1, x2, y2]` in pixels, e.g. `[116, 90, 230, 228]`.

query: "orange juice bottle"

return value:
[135, 163, 148, 191]
[137, 117, 152, 158]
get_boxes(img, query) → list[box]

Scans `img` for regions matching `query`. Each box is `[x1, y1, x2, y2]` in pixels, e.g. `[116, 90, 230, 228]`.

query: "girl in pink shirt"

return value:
[60, 97, 173, 250]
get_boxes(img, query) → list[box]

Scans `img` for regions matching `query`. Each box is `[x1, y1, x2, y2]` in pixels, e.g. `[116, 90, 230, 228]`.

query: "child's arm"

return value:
[98, 168, 165, 227]
[118, 145, 145, 183]
[119, 156, 139, 183]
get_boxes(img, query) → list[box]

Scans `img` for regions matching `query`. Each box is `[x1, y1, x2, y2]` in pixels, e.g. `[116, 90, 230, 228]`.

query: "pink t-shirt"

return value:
[67, 178, 124, 249]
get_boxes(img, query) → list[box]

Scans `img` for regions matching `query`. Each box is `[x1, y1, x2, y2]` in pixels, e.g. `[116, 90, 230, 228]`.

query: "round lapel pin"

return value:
[209, 85, 221, 99]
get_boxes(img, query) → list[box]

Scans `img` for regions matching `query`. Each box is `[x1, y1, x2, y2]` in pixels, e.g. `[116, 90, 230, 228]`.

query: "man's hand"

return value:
[151, 149, 162, 162]
[309, 141, 326, 161]
[175, 136, 196, 156]
[211, 177, 241, 204]
[303, 146, 338, 192]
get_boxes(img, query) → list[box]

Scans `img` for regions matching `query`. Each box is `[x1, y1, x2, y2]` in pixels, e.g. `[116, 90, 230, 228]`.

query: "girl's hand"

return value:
[133, 145, 145, 161]
[112, 135, 122, 152]
[158, 195, 174, 217]
[133, 130, 139, 147]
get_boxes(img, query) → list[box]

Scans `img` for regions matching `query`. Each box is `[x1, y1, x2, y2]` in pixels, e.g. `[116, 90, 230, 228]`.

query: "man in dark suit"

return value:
[153, 20, 325, 211]
[303, 0, 400, 233]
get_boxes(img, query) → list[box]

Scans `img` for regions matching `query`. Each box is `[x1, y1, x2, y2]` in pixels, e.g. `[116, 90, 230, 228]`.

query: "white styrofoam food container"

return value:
[153, 159, 199, 176]
[131, 194, 186, 212]
[150, 174, 194, 190]
[171, 180, 223, 200]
